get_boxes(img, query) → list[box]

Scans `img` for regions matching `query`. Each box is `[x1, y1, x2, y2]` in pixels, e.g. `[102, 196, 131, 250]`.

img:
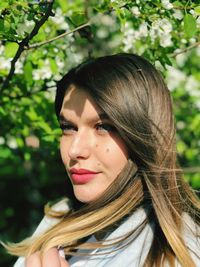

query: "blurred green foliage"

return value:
[0, 0, 199, 265]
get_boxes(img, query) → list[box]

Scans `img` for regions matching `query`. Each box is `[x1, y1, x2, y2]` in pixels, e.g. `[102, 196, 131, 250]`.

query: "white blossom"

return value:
[15, 60, 24, 74]
[122, 22, 149, 52]
[55, 57, 64, 69]
[97, 28, 109, 38]
[177, 121, 185, 130]
[101, 14, 116, 27]
[195, 100, 200, 110]
[161, 0, 173, 10]
[92, 13, 116, 28]
[0, 136, 5, 145]
[166, 66, 186, 91]
[174, 50, 188, 67]
[160, 35, 172, 47]
[131, 7, 140, 17]
[33, 59, 52, 80]
[50, 8, 69, 30]
[0, 43, 4, 54]
[196, 47, 200, 56]
[53, 48, 59, 53]
[197, 16, 200, 27]
[44, 86, 57, 101]
[107, 34, 123, 49]
[185, 76, 200, 97]
[150, 18, 173, 47]
[16, 20, 35, 36]
[155, 60, 165, 72]
[160, 18, 172, 33]
[73, 53, 84, 64]
[173, 10, 183, 20]
[189, 38, 196, 44]
[139, 22, 148, 37]
[181, 38, 187, 44]
[7, 136, 18, 149]
[0, 57, 11, 70]
[189, 9, 195, 15]
[45, 26, 51, 33]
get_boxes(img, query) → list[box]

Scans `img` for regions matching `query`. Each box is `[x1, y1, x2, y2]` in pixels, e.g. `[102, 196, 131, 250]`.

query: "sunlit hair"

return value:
[4, 53, 200, 266]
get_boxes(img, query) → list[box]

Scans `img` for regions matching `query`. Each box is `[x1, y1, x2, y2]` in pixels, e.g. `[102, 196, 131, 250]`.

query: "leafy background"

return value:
[0, 0, 200, 265]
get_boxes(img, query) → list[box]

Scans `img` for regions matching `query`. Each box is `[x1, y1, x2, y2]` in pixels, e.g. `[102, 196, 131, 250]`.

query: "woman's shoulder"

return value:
[69, 206, 155, 267]
[182, 212, 200, 239]
[182, 212, 200, 265]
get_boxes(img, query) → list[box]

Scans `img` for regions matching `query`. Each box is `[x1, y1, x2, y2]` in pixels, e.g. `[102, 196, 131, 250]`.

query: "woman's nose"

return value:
[68, 131, 92, 160]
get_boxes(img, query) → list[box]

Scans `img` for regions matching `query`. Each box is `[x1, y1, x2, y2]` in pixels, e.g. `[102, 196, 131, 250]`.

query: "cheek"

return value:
[96, 137, 128, 171]
[60, 137, 68, 164]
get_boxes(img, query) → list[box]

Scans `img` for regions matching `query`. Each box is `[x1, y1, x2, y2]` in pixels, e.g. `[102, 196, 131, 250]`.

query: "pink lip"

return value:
[70, 168, 100, 184]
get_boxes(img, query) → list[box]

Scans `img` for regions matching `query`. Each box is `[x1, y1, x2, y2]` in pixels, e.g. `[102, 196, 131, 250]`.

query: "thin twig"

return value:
[0, 1, 54, 92]
[84, 0, 90, 20]
[171, 40, 200, 57]
[183, 166, 200, 173]
[173, 6, 196, 10]
[25, 22, 90, 50]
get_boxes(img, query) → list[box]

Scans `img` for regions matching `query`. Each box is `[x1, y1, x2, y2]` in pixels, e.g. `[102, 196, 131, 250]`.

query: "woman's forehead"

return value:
[61, 85, 108, 121]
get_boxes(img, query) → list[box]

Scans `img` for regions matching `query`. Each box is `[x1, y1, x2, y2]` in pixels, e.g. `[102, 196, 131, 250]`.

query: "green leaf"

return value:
[194, 6, 200, 16]
[37, 121, 53, 134]
[41, 134, 55, 142]
[57, 0, 68, 13]
[190, 174, 200, 189]
[24, 152, 31, 161]
[0, 107, 6, 116]
[16, 137, 24, 148]
[49, 58, 57, 74]
[3, 19, 10, 32]
[0, 147, 12, 159]
[172, 1, 184, 7]
[0, 2, 9, 11]
[177, 140, 187, 154]
[24, 61, 33, 85]
[26, 107, 38, 121]
[71, 11, 87, 25]
[184, 14, 197, 38]
[4, 42, 19, 58]
[0, 19, 4, 32]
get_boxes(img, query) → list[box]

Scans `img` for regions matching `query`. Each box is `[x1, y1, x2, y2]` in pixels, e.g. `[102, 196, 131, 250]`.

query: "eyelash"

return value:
[96, 123, 116, 132]
[59, 122, 116, 134]
[60, 123, 76, 132]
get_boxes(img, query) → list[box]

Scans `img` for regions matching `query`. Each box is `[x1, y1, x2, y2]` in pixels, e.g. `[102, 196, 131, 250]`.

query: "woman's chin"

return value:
[73, 185, 102, 203]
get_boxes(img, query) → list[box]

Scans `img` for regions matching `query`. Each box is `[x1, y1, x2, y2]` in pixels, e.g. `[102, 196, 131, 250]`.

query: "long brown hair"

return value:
[5, 53, 200, 266]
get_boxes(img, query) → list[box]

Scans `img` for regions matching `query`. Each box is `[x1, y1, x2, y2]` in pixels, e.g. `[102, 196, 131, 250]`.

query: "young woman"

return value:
[6, 53, 200, 266]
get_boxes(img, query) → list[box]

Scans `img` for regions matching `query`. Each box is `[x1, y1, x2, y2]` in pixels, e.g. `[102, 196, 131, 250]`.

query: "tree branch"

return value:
[171, 40, 200, 57]
[0, 0, 54, 93]
[25, 22, 90, 50]
[183, 166, 200, 173]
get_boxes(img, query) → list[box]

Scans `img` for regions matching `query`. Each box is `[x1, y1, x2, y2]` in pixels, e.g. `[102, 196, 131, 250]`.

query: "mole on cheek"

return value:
[106, 148, 110, 152]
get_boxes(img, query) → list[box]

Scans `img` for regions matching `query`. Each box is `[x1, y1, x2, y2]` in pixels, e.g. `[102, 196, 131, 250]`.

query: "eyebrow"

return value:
[59, 112, 110, 124]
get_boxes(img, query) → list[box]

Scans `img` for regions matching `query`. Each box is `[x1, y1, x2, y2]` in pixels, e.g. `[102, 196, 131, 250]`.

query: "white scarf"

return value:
[14, 200, 200, 267]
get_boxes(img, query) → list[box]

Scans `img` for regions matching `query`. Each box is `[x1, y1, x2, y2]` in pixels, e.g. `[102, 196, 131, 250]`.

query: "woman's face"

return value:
[59, 85, 128, 203]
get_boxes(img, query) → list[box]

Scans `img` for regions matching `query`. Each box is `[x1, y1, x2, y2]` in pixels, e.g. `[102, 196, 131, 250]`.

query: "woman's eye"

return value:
[96, 123, 116, 133]
[60, 123, 76, 134]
